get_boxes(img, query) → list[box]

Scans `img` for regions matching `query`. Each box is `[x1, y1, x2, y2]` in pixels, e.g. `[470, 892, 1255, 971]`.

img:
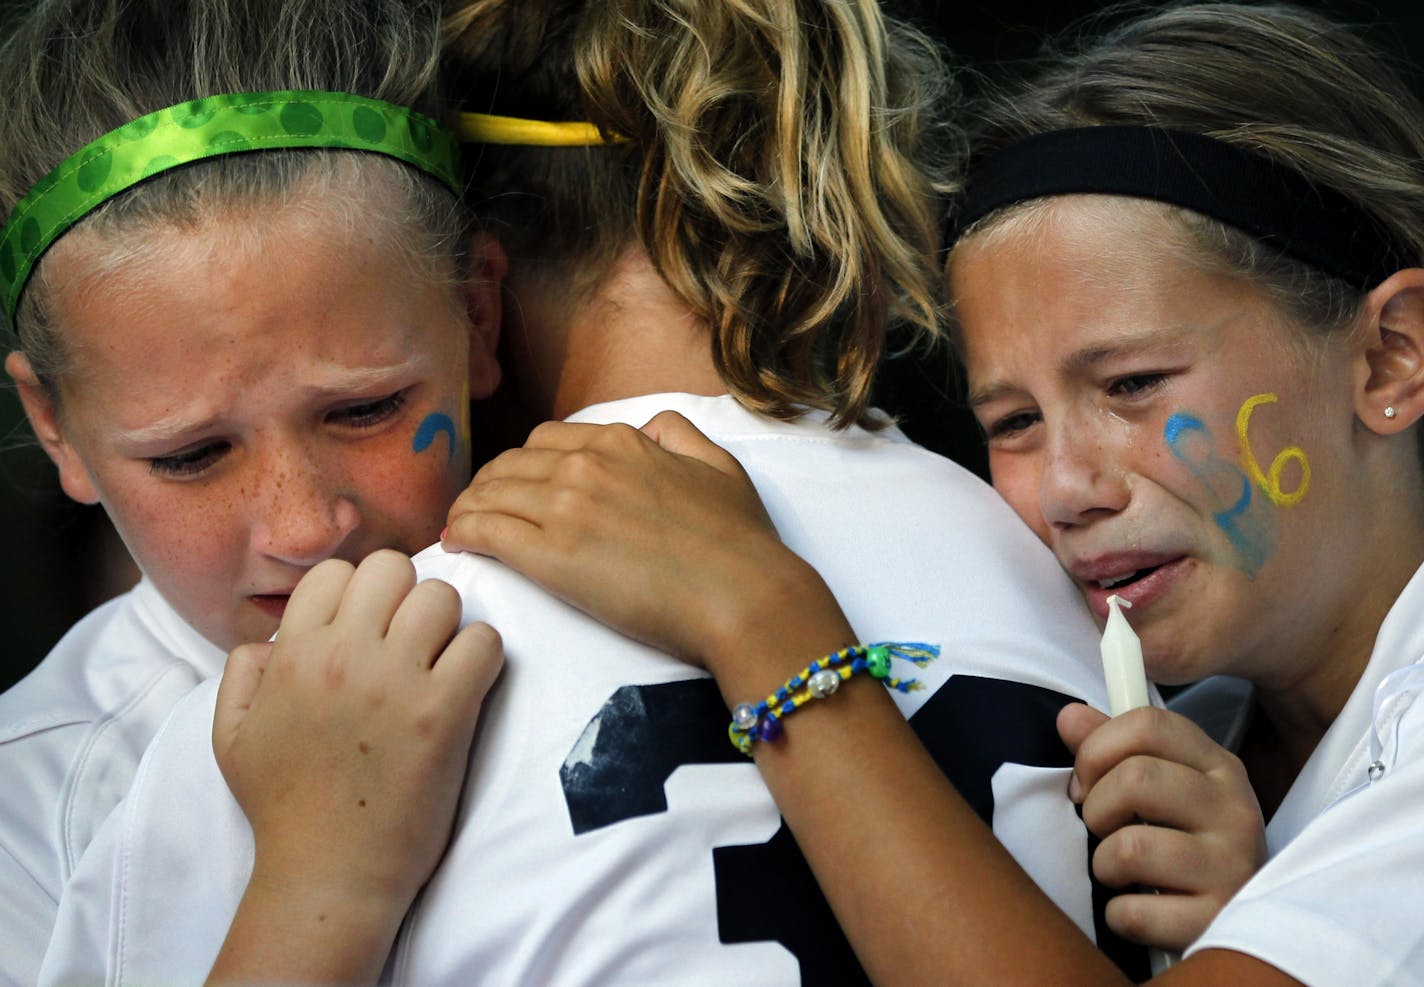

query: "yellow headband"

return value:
[457, 112, 623, 147]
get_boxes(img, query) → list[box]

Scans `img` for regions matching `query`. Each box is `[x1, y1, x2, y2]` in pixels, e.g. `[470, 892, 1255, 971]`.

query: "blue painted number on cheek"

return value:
[1164, 412, 1271, 576]
[413, 412, 458, 464]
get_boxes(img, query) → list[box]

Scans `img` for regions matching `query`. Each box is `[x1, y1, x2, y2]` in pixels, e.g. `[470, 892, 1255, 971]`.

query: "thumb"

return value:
[213, 641, 274, 768]
[1057, 702, 1109, 804]
[1057, 701, 1110, 755]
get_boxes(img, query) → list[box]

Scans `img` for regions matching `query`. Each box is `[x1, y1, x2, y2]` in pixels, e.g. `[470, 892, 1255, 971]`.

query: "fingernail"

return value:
[1068, 772, 1084, 803]
[440, 526, 449, 543]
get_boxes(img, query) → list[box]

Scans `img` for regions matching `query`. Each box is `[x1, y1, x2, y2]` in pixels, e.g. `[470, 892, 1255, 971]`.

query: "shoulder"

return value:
[1189, 672, 1424, 986]
[0, 580, 221, 740]
[0, 838, 52, 987]
[694, 405, 1109, 704]
[0, 582, 222, 901]
[40, 679, 248, 987]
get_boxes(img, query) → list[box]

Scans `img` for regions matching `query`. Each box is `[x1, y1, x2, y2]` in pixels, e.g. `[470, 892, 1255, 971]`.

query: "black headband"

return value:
[948, 126, 1414, 290]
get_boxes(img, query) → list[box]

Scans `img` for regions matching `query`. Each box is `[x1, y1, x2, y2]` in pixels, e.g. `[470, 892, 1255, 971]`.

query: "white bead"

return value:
[808, 669, 841, 699]
[732, 703, 759, 731]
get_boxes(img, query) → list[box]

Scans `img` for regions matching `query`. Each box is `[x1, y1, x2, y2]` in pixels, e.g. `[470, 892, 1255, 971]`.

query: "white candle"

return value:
[1099, 596, 1176, 972]
[1101, 594, 1150, 715]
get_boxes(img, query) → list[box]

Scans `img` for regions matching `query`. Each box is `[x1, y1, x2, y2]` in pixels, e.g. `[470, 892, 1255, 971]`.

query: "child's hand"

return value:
[443, 411, 848, 678]
[1057, 702, 1267, 952]
[212, 550, 503, 916]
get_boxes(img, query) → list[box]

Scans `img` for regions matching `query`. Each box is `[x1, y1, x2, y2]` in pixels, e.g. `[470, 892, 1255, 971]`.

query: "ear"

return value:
[1357, 268, 1424, 434]
[464, 233, 507, 401]
[4, 350, 101, 504]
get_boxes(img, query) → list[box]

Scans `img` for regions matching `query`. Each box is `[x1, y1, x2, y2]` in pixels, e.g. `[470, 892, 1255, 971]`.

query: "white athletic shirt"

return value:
[1186, 563, 1424, 987]
[0, 578, 223, 986]
[42, 393, 1152, 985]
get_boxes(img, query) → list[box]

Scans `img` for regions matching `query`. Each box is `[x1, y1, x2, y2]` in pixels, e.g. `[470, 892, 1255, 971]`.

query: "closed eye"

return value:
[328, 390, 408, 429]
[983, 409, 1041, 441]
[148, 442, 229, 478]
[1106, 372, 1169, 400]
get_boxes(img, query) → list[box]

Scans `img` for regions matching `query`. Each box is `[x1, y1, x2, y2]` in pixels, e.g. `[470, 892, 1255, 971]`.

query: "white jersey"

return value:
[42, 393, 1151, 985]
[0, 578, 223, 987]
[1187, 563, 1424, 987]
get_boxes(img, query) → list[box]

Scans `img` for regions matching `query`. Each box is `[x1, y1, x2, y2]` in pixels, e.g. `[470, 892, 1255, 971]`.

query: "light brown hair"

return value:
[0, 0, 467, 399]
[956, 2, 1424, 338]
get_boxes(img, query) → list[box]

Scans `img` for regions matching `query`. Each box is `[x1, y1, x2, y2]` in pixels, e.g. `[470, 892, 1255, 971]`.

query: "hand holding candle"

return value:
[1101, 594, 1150, 715]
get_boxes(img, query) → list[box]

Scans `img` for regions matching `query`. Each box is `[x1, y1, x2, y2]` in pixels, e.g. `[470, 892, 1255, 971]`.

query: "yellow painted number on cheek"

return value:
[1236, 392, 1311, 507]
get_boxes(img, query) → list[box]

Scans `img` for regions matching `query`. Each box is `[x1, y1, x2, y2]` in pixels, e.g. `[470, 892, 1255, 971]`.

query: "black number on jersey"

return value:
[561, 676, 1150, 984]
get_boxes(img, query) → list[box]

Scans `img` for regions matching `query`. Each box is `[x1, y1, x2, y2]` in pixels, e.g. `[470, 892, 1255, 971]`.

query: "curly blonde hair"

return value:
[446, 0, 958, 427]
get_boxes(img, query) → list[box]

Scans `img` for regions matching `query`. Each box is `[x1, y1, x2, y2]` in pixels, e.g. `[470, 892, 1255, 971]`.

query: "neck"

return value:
[505, 243, 727, 422]
[1254, 543, 1417, 746]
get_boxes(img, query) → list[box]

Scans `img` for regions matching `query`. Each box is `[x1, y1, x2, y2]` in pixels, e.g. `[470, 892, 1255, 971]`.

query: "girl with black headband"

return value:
[437, 3, 1424, 984]
[0, 0, 506, 982]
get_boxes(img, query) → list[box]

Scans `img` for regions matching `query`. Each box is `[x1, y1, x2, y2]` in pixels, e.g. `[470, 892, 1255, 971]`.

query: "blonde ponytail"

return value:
[448, 0, 957, 427]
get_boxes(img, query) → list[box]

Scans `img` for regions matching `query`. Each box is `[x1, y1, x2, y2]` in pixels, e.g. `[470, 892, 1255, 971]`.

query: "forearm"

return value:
[705, 559, 1125, 985]
[752, 681, 1124, 985]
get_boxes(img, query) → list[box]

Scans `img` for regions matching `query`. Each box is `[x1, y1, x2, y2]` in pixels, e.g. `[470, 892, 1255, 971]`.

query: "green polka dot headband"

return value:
[0, 90, 462, 324]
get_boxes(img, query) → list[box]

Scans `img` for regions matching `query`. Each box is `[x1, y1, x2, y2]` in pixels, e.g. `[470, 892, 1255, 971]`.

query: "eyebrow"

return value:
[966, 379, 1021, 410]
[117, 359, 426, 446]
[967, 325, 1193, 409]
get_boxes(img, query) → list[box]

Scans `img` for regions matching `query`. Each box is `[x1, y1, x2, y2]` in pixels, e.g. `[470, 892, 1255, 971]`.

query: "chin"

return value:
[1143, 638, 1224, 687]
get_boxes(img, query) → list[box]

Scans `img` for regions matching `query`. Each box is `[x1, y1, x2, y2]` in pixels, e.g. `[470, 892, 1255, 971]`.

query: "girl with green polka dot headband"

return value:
[0, 90, 463, 324]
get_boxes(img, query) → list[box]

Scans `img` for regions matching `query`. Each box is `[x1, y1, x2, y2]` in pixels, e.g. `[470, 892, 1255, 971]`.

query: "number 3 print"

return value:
[560, 676, 1150, 984]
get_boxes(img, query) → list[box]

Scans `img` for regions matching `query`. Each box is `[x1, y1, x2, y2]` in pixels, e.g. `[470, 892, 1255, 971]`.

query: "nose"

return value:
[249, 443, 360, 566]
[1038, 417, 1129, 530]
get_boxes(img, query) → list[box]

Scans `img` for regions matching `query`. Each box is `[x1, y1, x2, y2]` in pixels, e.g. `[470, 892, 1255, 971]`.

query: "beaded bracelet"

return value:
[727, 641, 940, 755]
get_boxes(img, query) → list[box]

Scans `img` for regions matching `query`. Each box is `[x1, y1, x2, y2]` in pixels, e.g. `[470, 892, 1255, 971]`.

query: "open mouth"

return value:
[1096, 565, 1162, 590]
[249, 594, 291, 618]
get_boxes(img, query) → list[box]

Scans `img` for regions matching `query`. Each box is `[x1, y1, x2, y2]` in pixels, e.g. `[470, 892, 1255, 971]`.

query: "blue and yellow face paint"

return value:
[1162, 392, 1312, 578]
[1164, 411, 1273, 576]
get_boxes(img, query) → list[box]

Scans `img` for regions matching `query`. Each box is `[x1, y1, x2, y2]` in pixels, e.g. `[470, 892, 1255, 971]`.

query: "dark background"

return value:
[2, 0, 1421, 691]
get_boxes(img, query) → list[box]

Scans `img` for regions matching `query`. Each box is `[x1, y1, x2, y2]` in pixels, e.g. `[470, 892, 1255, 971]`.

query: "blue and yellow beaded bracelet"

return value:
[727, 642, 940, 755]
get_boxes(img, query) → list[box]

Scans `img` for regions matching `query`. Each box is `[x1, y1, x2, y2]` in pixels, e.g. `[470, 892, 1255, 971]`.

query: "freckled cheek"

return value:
[349, 433, 466, 542]
[109, 487, 249, 602]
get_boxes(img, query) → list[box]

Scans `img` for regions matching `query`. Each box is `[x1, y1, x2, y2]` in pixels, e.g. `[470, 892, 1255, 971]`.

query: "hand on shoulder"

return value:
[443, 411, 846, 685]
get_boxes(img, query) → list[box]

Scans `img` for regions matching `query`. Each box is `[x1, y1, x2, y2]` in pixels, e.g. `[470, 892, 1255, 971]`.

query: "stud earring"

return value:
[1385, 406, 1398, 420]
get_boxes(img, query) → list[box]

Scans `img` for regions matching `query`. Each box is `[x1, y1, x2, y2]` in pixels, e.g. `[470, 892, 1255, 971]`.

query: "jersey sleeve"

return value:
[0, 840, 54, 987]
[39, 678, 249, 987]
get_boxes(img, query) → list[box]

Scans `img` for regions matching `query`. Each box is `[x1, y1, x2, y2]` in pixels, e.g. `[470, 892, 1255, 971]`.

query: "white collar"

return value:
[563, 391, 900, 441]
[129, 577, 228, 680]
[1268, 561, 1424, 845]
